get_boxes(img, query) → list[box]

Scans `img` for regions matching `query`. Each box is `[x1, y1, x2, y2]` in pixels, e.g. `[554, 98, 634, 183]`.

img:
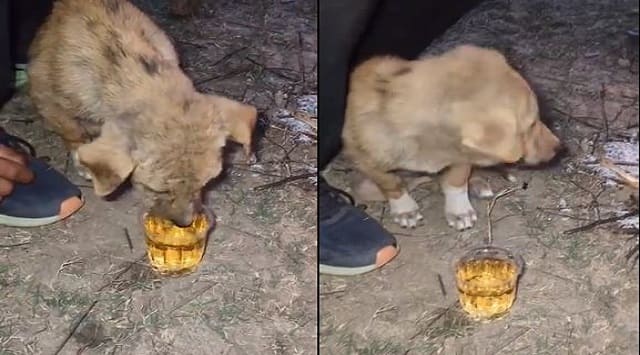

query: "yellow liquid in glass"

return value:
[144, 214, 209, 275]
[455, 257, 518, 320]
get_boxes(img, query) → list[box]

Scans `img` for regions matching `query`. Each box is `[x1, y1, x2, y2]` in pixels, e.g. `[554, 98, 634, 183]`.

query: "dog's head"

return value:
[77, 94, 257, 227]
[460, 77, 561, 166]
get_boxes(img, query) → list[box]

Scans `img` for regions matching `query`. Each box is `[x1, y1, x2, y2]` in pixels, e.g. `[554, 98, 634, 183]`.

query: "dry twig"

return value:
[562, 211, 637, 235]
[252, 172, 315, 191]
[599, 84, 610, 141]
[486, 187, 518, 245]
[53, 301, 98, 355]
[123, 228, 134, 252]
[600, 158, 639, 189]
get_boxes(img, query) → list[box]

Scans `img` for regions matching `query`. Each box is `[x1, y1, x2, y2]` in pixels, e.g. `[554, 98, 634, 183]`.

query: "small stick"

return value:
[320, 288, 346, 296]
[57, 257, 83, 277]
[599, 84, 610, 142]
[53, 300, 98, 355]
[167, 282, 217, 315]
[436, 274, 447, 298]
[562, 211, 637, 235]
[123, 228, 134, 252]
[297, 31, 306, 90]
[492, 327, 532, 355]
[625, 234, 638, 264]
[600, 158, 639, 189]
[252, 172, 315, 191]
[0, 242, 30, 248]
[486, 187, 518, 245]
[409, 302, 458, 340]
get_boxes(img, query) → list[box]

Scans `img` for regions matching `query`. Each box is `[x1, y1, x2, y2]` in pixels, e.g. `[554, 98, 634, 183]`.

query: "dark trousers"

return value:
[0, 0, 54, 106]
[317, 0, 483, 170]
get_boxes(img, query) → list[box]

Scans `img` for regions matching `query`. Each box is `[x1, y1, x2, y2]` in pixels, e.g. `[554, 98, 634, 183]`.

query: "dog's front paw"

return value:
[76, 167, 93, 181]
[468, 176, 494, 200]
[389, 192, 423, 228]
[443, 186, 477, 230]
[392, 210, 424, 228]
[445, 205, 477, 230]
[71, 151, 92, 181]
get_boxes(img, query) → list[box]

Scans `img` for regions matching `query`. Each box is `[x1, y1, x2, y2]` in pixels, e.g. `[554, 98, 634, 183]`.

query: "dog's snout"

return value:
[170, 203, 196, 227]
[172, 214, 194, 228]
[151, 200, 197, 227]
[554, 139, 565, 152]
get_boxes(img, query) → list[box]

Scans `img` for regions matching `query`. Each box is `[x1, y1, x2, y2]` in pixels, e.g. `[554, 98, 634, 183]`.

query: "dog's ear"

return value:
[460, 110, 523, 163]
[211, 96, 258, 162]
[77, 133, 135, 197]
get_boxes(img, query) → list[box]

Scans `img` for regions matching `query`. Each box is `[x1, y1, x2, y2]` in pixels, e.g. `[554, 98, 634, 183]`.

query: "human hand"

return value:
[0, 146, 35, 199]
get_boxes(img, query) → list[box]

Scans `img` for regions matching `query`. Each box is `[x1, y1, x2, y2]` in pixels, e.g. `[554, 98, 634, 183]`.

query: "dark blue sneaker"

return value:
[319, 176, 398, 275]
[0, 129, 83, 227]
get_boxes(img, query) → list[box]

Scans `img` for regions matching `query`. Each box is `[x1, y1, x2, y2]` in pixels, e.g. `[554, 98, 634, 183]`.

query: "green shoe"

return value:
[14, 64, 28, 89]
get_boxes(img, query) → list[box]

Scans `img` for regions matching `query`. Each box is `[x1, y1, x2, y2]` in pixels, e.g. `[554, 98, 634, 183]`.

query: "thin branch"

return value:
[562, 211, 637, 235]
[486, 187, 518, 245]
[53, 301, 98, 355]
[252, 172, 315, 191]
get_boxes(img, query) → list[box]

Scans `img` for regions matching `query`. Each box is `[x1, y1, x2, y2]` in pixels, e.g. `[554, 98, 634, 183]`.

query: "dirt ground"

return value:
[321, 0, 639, 354]
[0, 0, 317, 354]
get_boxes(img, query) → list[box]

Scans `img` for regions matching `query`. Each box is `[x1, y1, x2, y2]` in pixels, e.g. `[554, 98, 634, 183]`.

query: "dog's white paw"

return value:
[502, 170, 517, 182]
[389, 191, 423, 228]
[392, 211, 424, 228]
[468, 177, 494, 200]
[443, 185, 477, 230]
[77, 168, 93, 181]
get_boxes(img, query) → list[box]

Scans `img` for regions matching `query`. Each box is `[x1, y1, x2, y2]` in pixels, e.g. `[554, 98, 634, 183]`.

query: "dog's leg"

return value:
[352, 173, 434, 202]
[59, 136, 92, 181]
[357, 163, 423, 228]
[440, 163, 476, 230]
[60, 131, 93, 181]
[70, 149, 92, 181]
[468, 167, 518, 200]
[468, 174, 494, 199]
[37, 104, 92, 180]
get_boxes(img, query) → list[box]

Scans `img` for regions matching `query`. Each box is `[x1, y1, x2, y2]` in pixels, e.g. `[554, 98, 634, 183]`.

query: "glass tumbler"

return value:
[455, 246, 524, 320]
[142, 208, 214, 276]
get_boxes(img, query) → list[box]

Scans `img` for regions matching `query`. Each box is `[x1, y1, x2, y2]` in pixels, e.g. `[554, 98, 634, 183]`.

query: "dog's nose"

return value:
[172, 214, 194, 228]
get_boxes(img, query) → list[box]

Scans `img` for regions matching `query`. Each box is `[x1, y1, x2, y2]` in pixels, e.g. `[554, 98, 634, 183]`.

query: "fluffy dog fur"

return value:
[28, 0, 257, 226]
[342, 45, 561, 230]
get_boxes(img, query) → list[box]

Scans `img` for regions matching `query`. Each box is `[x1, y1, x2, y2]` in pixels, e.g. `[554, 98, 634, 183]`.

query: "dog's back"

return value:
[343, 45, 532, 173]
[28, 0, 190, 138]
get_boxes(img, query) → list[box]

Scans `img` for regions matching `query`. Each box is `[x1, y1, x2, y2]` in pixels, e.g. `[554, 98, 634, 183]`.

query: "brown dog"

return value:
[342, 45, 561, 230]
[28, 0, 257, 226]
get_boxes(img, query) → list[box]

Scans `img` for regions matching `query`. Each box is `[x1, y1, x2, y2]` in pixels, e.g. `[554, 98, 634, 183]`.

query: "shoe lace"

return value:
[0, 128, 37, 157]
[319, 175, 356, 222]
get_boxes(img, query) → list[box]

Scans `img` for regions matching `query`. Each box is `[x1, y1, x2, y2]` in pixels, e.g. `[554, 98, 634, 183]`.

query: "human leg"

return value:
[0, 0, 83, 227]
[318, 0, 400, 276]
[318, 0, 381, 169]
[0, 0, 13, 105]
[9, 0, 54, 88]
